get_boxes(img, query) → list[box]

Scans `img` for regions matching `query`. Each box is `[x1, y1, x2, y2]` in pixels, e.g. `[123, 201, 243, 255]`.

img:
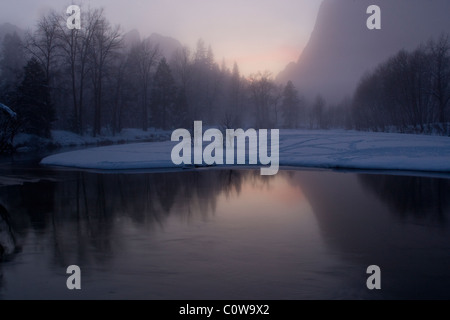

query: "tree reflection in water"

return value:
[0, 203, 21, 289]
[0, 169, 269, 270]
[358, 174, 450, 225]
[1, 168, 450, 299]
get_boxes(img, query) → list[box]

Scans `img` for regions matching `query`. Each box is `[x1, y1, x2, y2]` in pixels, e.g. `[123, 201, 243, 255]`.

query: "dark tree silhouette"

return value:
[0, 32, 25, 89]
[14, 58, 55, 138]
[352, 35, 450, 134]
[151, 58, 177, 130]
[281, 81, 302, 128]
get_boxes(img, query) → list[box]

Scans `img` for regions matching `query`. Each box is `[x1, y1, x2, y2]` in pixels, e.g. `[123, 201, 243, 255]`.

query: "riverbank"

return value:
[13, 128, 171, 153]
[41, 129, 450, 174]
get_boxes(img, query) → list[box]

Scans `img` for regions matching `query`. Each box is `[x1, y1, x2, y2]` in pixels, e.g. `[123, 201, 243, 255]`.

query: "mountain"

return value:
[146, 33, 182, 59]
[277, 0, 450, 104]
[122, 29, 183, 60]
[122, 29, 141, 49]
[0, 23, 24, 43]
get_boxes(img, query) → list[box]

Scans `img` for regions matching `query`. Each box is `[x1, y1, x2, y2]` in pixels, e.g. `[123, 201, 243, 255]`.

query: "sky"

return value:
[0, 0, 322, 76]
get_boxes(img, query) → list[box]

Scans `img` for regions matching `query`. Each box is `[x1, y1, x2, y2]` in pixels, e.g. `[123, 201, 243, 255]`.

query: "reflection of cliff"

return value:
[289, 171, 384, 257]
[277, 0, 450, 102]
[292, 171, 450, 299]
[358, 174, 449, 224]
[0, 170, 267, 268]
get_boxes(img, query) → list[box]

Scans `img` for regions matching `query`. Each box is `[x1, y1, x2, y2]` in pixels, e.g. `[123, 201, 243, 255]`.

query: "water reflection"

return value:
[0, 204, 19, 260]
[358, 174, 449, 224]
[1, 170, 266, 267]
[0, 204, 20, 290]
[294, 171, 450, 299]
[0, 168, 450, 299]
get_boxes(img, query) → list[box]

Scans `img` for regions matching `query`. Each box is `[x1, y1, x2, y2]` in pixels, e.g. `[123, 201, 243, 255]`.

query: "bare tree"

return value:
[428, 34, 450, 126]
[55, 8, 103, 134]
[109, 52, 127, 135]
[89, 16, 122, 136]
[24, 12, 59, 84]
[128, 39, 160, 131]
[352, 38, 448, 134]
[249, 71, 277, 128]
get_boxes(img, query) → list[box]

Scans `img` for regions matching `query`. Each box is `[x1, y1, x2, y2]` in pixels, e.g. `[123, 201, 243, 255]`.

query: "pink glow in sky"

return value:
[0, 0, 322, 76]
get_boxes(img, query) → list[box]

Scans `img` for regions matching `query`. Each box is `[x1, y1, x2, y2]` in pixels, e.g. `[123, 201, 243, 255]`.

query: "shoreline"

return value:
[40, 129, 450, 179]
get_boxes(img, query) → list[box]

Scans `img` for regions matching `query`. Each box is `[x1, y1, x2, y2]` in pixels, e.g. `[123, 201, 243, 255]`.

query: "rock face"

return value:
[122, 29, 182, 60]
[277, 0, 450, 104]
[146, 33, 182, 60]
[0, 23, 24, 43]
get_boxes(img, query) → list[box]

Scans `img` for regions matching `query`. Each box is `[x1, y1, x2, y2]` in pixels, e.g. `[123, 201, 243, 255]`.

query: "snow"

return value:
[12, 128, 171, 152]
[41, 130, 450, 173]
[279, 130, 450, 172]
[41, 141, 175, 170]
[0, 103, 16, 118]
[51, 128, 171, 147]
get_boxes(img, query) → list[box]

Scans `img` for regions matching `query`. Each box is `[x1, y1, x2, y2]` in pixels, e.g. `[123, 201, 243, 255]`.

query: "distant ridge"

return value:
[0, 23, 182, 64]
[0, 23, 25, 43]
[277, 0, 450, 103]
[122, 29, 183, 59]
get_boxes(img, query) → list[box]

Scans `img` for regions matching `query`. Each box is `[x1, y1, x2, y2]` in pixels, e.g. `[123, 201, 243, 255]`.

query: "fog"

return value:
[278, 0, 450, 103]
[1, 0, 449, 147]
[0, 0, 321, 76]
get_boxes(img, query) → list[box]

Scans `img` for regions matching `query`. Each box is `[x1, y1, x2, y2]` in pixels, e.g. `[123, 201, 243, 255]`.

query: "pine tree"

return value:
[226, 62, 243, 128]
[312, 94, 326, 129]
[174, 88, 188, 128]
[0, 32, 26, 91]
[14, 58, 55, 138]
[281, 81, 301, 128]
[151, 58, 177, 130]
[194, 39, 207, 64]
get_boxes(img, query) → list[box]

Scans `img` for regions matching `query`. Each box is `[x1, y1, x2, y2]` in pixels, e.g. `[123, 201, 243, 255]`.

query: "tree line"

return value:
[0, 6, 308, 153]
[2, 6, 447, 155]
[352, 34, 450, 134]
[276, 34, 450, 135]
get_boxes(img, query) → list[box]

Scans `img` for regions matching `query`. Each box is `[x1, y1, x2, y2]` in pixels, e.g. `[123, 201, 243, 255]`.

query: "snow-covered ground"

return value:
[41, 130, 450, 173]
[13, 128, 171, 152]
[51, 128, 171, 146]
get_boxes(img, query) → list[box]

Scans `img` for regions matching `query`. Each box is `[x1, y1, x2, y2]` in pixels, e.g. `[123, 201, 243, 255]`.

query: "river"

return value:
[0, 158, 449, 299]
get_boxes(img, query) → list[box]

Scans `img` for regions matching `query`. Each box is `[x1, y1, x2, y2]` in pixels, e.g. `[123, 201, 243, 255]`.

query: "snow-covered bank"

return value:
[13, 128, 171, 152]
[279, 130, 450, 172]
[41, 141, 176, 170]
[41, 130, 450, 173]
[51, 129, 171, 147]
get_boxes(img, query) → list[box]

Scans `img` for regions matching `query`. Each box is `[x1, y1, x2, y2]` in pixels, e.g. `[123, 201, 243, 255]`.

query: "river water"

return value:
[0, 159, 449, 299]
